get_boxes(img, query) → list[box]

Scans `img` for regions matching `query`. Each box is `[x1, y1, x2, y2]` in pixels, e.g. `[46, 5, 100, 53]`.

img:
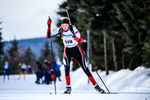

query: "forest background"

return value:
[0, 0, 150, 75]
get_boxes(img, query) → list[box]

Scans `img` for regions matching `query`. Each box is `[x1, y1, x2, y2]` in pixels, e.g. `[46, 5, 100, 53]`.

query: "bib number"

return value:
[65, 40, 73, 44]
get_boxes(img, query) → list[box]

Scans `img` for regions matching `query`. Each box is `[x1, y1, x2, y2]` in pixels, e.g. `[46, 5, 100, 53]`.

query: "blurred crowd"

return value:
[1, 59, 62, 84]
[35, 59, 62, 84]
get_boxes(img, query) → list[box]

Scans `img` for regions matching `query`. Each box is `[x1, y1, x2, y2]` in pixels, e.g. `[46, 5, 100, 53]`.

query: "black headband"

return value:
[61, 19, 69, 24]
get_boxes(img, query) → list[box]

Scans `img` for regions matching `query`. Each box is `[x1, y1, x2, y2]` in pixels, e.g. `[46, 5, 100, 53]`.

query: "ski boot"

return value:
[94, 83, 106, 94]
[64, 86, 71, 94]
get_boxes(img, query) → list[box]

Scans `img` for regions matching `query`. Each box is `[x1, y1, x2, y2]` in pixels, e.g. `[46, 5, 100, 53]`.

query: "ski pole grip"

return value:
[48, 16, 52, 21]
[47, 16, 52, 26]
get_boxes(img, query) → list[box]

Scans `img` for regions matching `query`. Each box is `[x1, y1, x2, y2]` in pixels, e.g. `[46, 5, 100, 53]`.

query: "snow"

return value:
[0, 66, 150, 100]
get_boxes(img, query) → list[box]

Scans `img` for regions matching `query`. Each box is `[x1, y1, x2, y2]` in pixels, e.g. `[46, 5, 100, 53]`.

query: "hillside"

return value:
[3, 37, 59, 59]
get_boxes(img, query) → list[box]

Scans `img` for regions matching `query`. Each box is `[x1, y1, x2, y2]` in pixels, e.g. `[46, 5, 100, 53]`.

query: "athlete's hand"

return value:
[74, 37, 79, 42]
[47, 19, 51, 27]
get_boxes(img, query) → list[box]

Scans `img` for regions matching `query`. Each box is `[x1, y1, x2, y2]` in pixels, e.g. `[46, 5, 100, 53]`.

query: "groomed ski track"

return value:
[1, 66, 150, 100]
[0, 90, 150, 100]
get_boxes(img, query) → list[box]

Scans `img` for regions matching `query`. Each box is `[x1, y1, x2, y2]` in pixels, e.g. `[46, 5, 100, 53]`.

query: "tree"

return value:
[7, 39, 22, 74]
[113, 0, 150, 69]
[55, 0, 150, 73]
[77, 0, 124, 73]
[0, 20, 4, 62]
[23, 46, 36, 67]
[38, 41, 51, 64]
[0, 19, 4, 75]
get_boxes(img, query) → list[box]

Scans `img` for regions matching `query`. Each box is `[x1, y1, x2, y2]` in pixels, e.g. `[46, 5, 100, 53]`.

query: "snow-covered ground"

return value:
[0, 66, 150, 100]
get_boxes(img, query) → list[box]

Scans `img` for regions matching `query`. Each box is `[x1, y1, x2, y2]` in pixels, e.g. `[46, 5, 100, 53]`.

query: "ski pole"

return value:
[65, 7, 72, 25]
[65, 8, 110, 93]
[48, 16, 57, 95]
[80, 45, 110, 93]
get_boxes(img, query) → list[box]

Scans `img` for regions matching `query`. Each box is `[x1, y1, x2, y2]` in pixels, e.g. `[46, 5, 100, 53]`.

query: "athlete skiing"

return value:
[46, 17, 105, 94]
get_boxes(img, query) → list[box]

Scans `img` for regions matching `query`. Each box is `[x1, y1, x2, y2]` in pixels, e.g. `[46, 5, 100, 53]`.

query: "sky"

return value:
[0, 0, 65, 41]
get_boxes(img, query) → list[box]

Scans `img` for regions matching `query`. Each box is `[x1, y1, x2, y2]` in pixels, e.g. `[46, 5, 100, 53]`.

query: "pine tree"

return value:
[23, 46, 36, 67]
[0, 21, 3, 62]
[55, 0, 150, 72]
[77, 0, 125, 73]
[7, 39, 22, 74]
[38, 41, 51, 64]
[114, 0, 150, 69]
[0, 19, 4, 75]
[138, 0, 150, 68]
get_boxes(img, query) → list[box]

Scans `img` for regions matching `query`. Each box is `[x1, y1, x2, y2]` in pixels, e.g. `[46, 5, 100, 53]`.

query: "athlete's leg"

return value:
[63, 47, 72, 85]
[73, 45, 105, 93]
[3, 69, 6, 81]
[63, 47, 72, 94]
[6, 69, 9, 80]
[73, 45, 96, 84]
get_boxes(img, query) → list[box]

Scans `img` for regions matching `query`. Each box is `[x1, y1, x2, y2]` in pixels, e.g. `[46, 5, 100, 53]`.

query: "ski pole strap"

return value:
[69, 25, 75, 37]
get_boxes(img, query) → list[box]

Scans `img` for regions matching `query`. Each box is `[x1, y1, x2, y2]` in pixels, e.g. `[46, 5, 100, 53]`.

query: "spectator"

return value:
[43, 60, 50, 84]
[27, 64, 32, 74]
[18, 62, 27, 80]
[51, 60, 62, 82]
[2, 61, 11, 81]
[35, 62, 44, 84]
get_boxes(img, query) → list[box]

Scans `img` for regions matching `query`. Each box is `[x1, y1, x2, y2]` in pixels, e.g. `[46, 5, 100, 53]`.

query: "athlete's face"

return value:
[62, 23, 69, 31]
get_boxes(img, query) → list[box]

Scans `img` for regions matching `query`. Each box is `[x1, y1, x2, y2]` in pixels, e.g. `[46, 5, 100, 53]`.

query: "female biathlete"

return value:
[46, 17, 105, 94]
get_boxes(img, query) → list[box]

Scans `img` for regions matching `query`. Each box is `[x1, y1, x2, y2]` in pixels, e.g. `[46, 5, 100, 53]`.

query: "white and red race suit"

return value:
[47, 25, 96, 86]
[51, 25, 81, 48]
